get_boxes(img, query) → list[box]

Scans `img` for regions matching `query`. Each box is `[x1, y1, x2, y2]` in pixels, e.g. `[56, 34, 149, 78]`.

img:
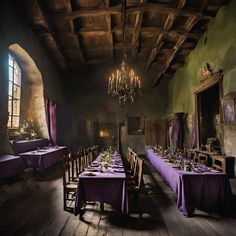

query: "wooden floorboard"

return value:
[0, 160, 236, 236]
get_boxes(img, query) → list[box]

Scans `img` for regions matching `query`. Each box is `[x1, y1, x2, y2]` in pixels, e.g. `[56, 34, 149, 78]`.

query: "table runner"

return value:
[146, 149, 232, 216]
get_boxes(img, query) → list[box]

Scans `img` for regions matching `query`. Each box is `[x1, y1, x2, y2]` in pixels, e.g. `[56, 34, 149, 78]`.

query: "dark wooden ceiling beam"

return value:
[102, 0, 113, 62]
[152, 37, 187, 86]
[24, 0, 225, 73]
[146, 0, 187, 69]
[51, 3, 215, 19]
[152, 0, 209, 86]
[146, 33, 164, 69]
[36, 27, 202, 39]
[34, 0, 68, 69]
[64, 0, 85, 65]
[131, 0, 147, 59]
[164, 0, 187, 30]
[86, 58, 114, 65]
[63, 42, 139, 54]
[65, 0, 74, 33]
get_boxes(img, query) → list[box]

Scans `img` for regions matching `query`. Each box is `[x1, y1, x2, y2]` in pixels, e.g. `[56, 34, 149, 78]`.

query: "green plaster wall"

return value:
[169, 0, 236, 114]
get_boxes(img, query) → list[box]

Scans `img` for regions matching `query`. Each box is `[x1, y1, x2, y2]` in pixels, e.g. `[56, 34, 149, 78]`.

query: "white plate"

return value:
[81, 172, 96, 176]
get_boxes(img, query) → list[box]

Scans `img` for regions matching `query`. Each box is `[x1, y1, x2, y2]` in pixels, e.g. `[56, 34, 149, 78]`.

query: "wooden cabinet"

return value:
[145, 119, 166, 147]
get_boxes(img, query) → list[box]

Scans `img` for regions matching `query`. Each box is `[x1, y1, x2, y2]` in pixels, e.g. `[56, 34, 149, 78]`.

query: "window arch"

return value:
[8, 54, 21, 128]
[9, 43, 49, 139]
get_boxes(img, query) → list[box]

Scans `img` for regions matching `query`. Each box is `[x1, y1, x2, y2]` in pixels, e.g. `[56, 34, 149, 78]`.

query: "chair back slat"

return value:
[136, 157, 143, 189]
[92, 145, 98, 159]
[127, 147, 138, 178]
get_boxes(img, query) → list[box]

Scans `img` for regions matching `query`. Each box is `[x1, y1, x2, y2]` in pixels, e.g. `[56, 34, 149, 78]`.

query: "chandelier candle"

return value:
[108, 60, 142, 105]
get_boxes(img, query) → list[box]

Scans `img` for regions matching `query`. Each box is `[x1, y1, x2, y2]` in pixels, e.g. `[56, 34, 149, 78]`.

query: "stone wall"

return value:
[0, 0, 63, 154]
[58, 63, 169, 155]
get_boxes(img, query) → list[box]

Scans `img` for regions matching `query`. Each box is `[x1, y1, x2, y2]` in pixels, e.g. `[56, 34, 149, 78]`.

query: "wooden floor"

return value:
[0, 158, 236, 236]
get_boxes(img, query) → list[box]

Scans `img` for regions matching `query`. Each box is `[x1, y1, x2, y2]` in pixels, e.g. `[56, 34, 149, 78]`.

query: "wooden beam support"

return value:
[145, 0, 187, 69]
[152, 0, 208, 86]
[131, 0, 147, 59]
[86, 58, 114, 65]
[34, 0, 68, 69]
[25, 0, 225, 72]
[152, 36, 186, 86]
[102, 0, 113, 62]
[51, 3, 214, 20]
[164, 0, 187, 30]
[64, 0, 85, 65]
[146, 33, 164, 69]
[37, 26, 202, 39]
[65, 0, 74, 33]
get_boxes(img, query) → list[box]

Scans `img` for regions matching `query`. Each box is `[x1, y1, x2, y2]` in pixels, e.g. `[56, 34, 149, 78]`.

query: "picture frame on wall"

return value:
[222, 99, 235, 123]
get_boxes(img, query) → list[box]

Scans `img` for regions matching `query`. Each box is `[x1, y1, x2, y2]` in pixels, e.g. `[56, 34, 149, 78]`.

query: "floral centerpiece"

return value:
[19, 120, 38, 139]
[103, 146, 112, 170]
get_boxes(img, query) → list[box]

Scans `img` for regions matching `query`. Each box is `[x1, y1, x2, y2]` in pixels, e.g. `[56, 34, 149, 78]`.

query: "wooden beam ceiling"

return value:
[20, 0, 227, 84]
[152, 0, 210, 86]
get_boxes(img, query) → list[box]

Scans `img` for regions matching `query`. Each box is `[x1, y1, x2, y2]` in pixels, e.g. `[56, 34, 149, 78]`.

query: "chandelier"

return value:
[107, 0, 141, 105]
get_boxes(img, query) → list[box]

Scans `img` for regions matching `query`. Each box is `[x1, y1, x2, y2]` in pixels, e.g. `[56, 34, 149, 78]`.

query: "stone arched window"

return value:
[8, 43, 49, 139]
[8, 54, 21, 128]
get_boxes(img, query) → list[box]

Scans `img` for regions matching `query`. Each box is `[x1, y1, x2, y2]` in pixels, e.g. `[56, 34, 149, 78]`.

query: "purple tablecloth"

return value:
[146, 149, 232, 216]
[0, 155, 23, 179]
[19, 146, 67, 170]
[74, 153, 128, 215]
[11, 139, 49, 155]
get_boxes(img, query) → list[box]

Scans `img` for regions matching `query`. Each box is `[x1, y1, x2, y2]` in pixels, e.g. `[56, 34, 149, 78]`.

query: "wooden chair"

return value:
[91, 145, 98, 159]
[128, 153, 138, 179]
[193, 152, 198, 162]
[130, 157, 143, 191]
[128, 156, 144, 207]
[87, 148, 93, 165]
[198, 153, 208, 164]
[127, 147, 132, 163]
[212, 155, 225, 172]
[75, 150, 83, 175]
[84, 148, 90, 167]
[125, 148, 138, 181]
[80, 149, 87, 170]
[184, 148, 194, 159]
[62, 153, 78, 212]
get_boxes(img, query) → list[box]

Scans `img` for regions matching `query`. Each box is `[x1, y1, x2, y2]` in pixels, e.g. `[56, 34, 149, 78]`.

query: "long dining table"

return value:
[74, 152, 128, 215]
[146, 149, 232, 216]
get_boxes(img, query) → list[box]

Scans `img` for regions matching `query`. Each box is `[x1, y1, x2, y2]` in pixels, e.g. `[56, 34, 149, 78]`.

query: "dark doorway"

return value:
[94, 121, 119, 151]
[197, 83, 220, 146]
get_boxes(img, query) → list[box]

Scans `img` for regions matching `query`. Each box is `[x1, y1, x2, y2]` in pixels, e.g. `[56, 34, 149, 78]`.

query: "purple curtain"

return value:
[45, 99, 57, 145]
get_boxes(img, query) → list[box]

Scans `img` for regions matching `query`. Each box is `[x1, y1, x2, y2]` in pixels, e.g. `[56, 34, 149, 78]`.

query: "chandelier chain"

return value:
[107, 0, 142, 105]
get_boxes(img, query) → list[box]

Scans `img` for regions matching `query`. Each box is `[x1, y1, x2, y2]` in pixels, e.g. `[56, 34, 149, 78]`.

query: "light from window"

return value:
[8, 55, 21, 128]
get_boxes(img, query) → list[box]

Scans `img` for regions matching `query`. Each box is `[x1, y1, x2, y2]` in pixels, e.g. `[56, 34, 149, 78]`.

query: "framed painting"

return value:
[223, 99, 235, 123]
